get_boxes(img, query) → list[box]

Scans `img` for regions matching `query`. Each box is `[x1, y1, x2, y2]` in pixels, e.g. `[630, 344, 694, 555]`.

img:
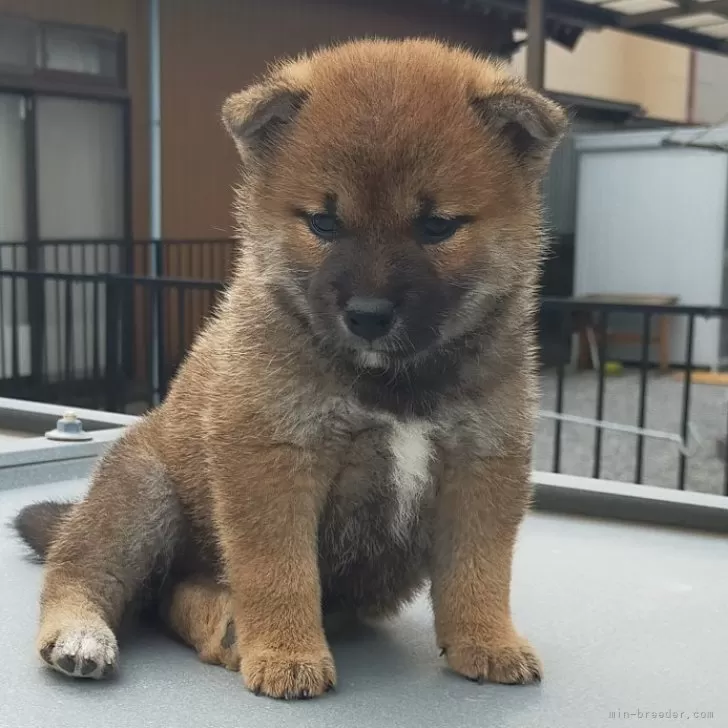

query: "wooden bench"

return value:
[573, 293, 679, 374]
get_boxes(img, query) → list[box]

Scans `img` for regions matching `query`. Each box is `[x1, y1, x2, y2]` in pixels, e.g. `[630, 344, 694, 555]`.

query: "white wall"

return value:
[511, 28, 690, 121]
[574, 139, 728, 368]
[691, 51, 728, 124]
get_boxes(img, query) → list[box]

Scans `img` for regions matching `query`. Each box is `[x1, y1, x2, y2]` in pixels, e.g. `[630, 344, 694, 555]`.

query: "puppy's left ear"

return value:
[472, 84, 567, 171]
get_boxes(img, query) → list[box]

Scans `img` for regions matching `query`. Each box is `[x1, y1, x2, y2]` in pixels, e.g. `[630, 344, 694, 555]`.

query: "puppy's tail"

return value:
[12, 501, 75, 561]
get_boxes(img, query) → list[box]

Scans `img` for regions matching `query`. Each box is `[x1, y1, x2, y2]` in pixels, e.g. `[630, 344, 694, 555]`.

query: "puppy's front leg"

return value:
[431, 455, 542, 685]
[212, 445, 334, 699]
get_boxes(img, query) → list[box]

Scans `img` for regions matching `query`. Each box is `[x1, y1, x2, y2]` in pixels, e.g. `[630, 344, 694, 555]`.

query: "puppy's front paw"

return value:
[442, 636, 542, 685]
[37, 620, 118, 679]
[241, 646, 336, 699]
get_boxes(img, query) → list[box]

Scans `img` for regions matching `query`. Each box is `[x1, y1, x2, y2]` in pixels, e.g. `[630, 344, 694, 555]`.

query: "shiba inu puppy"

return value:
[14, 37, 565, 700]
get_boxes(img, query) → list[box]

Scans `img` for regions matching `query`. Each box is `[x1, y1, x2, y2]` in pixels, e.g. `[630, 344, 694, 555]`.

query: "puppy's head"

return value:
[223, 39, 566, 369]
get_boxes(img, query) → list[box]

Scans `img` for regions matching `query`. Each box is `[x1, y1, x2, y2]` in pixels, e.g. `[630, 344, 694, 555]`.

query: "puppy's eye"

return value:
[418, 216, 463, 245]
[307, 213, 338, 241]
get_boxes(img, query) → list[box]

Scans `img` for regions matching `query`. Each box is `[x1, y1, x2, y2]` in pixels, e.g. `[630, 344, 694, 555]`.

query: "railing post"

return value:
[121, 237, 135, 381]
[634, 312, 652, 484]
[156, 277, 166, 402]
[104, 275, 121, 413]
[592, 311, 609, 479]
[10, 269, 20, 383]
[678, 314, 695, 490]
[552, 310, 568, 473]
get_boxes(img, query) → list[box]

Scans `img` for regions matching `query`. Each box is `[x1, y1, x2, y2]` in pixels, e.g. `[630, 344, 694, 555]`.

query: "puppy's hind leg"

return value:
[160, 576, 239, 671]
[37, 425, 183, 679]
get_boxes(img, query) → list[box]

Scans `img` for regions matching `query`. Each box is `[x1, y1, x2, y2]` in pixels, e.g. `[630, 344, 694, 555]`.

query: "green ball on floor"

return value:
[604, 361, 624, 376]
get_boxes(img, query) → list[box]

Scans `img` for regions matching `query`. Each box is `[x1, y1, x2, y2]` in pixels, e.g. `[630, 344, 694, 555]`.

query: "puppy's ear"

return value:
[222, 82, 308, 160]
[472, 85, 567, 169]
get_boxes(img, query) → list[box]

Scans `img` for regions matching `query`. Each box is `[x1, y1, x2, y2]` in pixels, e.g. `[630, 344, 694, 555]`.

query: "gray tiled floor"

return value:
[3, 478, 728, 728]
[534, 370, 727, 495]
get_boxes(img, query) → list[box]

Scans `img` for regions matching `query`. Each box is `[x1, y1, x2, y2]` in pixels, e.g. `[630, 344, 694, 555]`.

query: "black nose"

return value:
[344, 297, 395, 341]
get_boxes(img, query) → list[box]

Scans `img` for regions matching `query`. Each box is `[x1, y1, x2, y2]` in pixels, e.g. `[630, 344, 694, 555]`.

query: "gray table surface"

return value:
[1, 477, 726, 728]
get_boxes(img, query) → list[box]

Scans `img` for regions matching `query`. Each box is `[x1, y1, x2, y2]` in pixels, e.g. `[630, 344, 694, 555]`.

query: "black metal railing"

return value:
[0, 238, 238, 280]
[1, 264, 727, 495]
[538, 298, 728, 495]
[0, 268, 223, 413]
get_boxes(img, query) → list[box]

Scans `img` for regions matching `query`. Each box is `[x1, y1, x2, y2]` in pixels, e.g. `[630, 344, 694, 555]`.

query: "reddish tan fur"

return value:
[163, 578, 238, 671]
[21, 38, 566, 698]
[432, 453, 541, 682]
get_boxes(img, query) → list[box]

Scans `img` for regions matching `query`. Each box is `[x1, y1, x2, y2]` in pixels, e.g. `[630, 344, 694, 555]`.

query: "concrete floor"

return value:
[534, 369, 728, 495]
[4, 478, 728, 728]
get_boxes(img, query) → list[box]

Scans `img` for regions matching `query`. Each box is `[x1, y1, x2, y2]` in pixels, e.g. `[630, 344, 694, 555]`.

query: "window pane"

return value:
[0, 16, 35, 72]
[43, 26, 118, 80]
[36, 97, 124, 380]
[37, 97, 124, 240]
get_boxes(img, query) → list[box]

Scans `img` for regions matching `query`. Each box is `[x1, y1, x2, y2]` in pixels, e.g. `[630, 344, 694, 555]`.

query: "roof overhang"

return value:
[479, 0, 728, 55]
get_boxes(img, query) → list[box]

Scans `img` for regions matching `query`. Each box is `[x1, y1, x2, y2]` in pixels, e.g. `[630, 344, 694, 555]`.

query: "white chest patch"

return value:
[388, 419, 435, 538]
[357, 350, 388, 369]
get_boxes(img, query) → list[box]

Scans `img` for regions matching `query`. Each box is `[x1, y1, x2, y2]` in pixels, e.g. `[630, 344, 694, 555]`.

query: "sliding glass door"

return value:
[0, 92, 127, 388]
[0, 13, 129, 399]
[36, 96, 125, 380]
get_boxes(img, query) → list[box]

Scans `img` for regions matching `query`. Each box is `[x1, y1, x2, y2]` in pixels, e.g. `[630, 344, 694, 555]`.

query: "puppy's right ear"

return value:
[222, 83, 308, 160]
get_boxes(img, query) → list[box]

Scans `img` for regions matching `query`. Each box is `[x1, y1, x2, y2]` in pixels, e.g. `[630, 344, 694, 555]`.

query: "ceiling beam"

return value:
[473, 0, 728, 55]
[621, 0, 728, 28]
[526, 0, 547, 89]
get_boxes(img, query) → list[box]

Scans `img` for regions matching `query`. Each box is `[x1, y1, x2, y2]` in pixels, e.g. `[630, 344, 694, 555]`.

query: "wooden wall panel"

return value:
[159, 0, 513, 241]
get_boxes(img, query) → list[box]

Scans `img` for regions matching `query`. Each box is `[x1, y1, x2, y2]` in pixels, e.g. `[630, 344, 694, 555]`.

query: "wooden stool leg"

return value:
[578, 328, 589, 369]
[576, 314, 592, 369]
